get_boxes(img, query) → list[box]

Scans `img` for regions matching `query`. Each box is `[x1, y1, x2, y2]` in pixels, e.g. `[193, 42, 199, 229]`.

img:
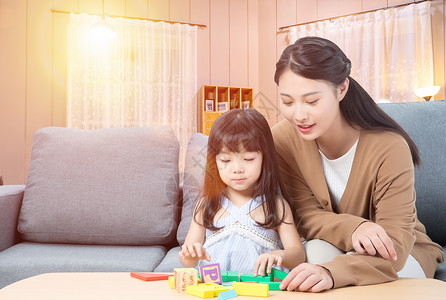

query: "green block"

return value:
[270, 268, 288, 281]
[266, 281, 285, 291]
[239, 274, 272, 283]
[221, 271, 238, 282]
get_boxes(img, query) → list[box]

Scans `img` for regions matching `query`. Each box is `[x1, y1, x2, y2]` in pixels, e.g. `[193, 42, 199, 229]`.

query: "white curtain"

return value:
[288, 1, 433, 103]
[68, 14, 197, 169]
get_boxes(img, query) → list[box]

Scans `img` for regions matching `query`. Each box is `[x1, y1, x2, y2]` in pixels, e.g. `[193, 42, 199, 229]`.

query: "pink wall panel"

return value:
[25, 0, 54, 176]
[0, 0, 27, 184]
[170, 0, 190, 23]
[210, 0, 230, 85]
[362, 0, 388, 11]
[126, 0, 148, 18]
[229, 0, 248, 87]
[258, 0, 279, 125]
[79, 0, 102, 14]
[248, 0, 259, 94]
[149, 0, 170, 20]
[297, 0, 318, 23]
[192, 0, 211, 89]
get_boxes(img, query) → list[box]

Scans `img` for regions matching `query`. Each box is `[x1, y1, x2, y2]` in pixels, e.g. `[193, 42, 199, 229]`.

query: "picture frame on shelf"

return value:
[217, 102, 229, 112]
[242, 101, 250, 109]
[205, 100, 214, 111]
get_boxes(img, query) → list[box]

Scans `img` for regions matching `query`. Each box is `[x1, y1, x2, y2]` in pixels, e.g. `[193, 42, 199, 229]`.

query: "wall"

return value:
[0, 0, 259, 184]
[0, 0, 445, 184]
[258, 0, 446, 125]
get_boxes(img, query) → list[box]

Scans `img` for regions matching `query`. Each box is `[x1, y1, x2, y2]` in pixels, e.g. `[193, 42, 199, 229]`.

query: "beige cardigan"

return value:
[272, 119, 444, 288]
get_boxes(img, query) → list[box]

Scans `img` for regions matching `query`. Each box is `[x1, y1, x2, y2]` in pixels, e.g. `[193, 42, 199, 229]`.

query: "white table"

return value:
[0, 272, 445, 299]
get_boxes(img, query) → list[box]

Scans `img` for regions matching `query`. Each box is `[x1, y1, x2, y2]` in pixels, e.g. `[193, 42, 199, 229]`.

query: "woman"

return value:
[272, 36, 443, 292]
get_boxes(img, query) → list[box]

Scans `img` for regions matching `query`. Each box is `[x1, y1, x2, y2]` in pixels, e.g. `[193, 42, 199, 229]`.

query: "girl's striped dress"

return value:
[197, 196, 282, 273]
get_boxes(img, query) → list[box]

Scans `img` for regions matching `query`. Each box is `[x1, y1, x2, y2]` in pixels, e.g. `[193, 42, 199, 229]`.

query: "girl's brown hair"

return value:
[195, 108, 294, 230]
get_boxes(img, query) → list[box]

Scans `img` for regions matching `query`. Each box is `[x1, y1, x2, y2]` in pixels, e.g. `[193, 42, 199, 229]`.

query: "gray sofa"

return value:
[0, 100, 445, 289]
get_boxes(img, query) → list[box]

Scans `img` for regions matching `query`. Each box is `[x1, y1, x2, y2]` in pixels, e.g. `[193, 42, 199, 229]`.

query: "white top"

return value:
[319, 140, 358, 207]
[197, 196, 282, 273]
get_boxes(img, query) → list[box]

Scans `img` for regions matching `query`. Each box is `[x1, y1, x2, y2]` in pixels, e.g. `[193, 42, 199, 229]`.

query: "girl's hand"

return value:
[279, 263, 333, 292]
[352, 222, 397, 261]
[179, 243, 211, 262]
[253, 252, 283, 276]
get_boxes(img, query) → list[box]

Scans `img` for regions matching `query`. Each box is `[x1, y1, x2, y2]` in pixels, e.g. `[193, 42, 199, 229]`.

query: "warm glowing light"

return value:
[414, 86, 440, 101]
[89, 20, 117, 40]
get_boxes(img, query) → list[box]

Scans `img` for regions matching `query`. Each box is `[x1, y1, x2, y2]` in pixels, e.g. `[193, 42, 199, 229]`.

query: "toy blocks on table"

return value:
[221, 271, 238, 282]
[186, 283, 231, 298]
[239, 274, 272, 283]
[266, 281, 284, 291]
[217, 289, 238, 300]
[174, 268, 198, 292]
[199, 263, 222, 284]
[233, 282, 269, 297]
[168, 276, 174, 289]
[270, 268, 288, 281]
[130, 272, 172, 281]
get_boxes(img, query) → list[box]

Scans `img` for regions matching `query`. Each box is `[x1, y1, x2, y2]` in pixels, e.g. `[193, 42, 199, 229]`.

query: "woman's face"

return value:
[278, 69, 347, 141]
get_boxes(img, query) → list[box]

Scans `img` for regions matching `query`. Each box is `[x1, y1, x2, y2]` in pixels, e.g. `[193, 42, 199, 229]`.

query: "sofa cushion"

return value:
[0, 242, 166, 289]
[154, 246, 183, 272]
[379, 100, 446, 245]
[177, 133, 209, 244]
[18, 126, 179, 245]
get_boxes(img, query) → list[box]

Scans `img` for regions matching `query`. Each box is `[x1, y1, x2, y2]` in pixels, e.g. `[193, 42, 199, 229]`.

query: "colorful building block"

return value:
[130, 272, 172, 281]
[221, 281, 236, 286]
[168, 276, 174, 289]
[174, 268, 198, 292]
[239, 274, 272, 283]
[186, 283, 231, 298]
[217, 289, 238, 300]
[233, 282, 269, 297]
[199, 263, 222, 284]
[221, 271, 239, 282]
[270, 268, 288, 281]
[266, 281, 284, 291]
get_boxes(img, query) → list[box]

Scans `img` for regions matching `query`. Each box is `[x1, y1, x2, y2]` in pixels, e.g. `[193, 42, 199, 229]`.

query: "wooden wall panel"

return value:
[125, 0, 148, 18]
[25, 0, 54, 176]
[258, 0, 279, 125]
[148, 0, 169, 20]
[210, 0, 230, 85]
[79, 0, 102, 14]
[191, 0, 210, 89]
[0, 0, 26, 184]
[362, 0, 387, 11]
[297, 0, 318, 23]
[229, 0, 248, 87]
[248, 0, 259, 94]
[170, 0, 190, 23]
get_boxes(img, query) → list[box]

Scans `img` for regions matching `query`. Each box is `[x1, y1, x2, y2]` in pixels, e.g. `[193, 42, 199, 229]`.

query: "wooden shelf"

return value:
[199, 85, 254, 135]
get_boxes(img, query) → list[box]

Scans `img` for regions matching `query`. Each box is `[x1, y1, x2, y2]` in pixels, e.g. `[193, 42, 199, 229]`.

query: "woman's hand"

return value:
[253, 252, 284, 276]
[279, 263, 334, 292]
[179, 243, 211, 262]
[352, 222, 397, 261]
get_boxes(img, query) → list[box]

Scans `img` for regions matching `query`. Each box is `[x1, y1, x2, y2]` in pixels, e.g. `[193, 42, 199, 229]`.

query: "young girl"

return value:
[179, 108, 305, 275]
[272, 36, 444, 292]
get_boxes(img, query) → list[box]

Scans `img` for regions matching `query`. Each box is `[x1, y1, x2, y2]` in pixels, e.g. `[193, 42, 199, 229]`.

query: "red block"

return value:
[130, 272, 172, 281]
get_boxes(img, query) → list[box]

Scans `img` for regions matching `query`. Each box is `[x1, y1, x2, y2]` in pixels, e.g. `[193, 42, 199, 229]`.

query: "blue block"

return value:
[217, 289, 238, 300]
[221, 281, 236, 286]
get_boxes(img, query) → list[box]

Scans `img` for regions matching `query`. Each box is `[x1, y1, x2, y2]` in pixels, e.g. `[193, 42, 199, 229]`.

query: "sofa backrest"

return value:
[379, 100, 446, 246]
[19, 126, 180, 246]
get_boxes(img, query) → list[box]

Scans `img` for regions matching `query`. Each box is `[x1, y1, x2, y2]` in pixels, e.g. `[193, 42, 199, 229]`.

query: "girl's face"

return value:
[216, 147, 262, 197]
[278, 69, 347, 141]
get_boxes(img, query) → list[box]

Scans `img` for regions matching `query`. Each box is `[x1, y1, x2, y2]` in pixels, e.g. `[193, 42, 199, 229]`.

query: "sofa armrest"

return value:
[0, 185, 25, 251]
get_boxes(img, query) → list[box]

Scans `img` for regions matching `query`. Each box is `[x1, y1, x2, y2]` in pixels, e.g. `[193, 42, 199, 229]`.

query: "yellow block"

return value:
[233, 282, 269, 297]
[168, 276, 174, 289]
[186, 283, 231, 298]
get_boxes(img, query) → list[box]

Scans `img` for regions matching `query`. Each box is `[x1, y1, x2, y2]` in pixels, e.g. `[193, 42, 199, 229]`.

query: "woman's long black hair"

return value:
[274, 36, 420, 166]
[195, 108, 295, 231]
